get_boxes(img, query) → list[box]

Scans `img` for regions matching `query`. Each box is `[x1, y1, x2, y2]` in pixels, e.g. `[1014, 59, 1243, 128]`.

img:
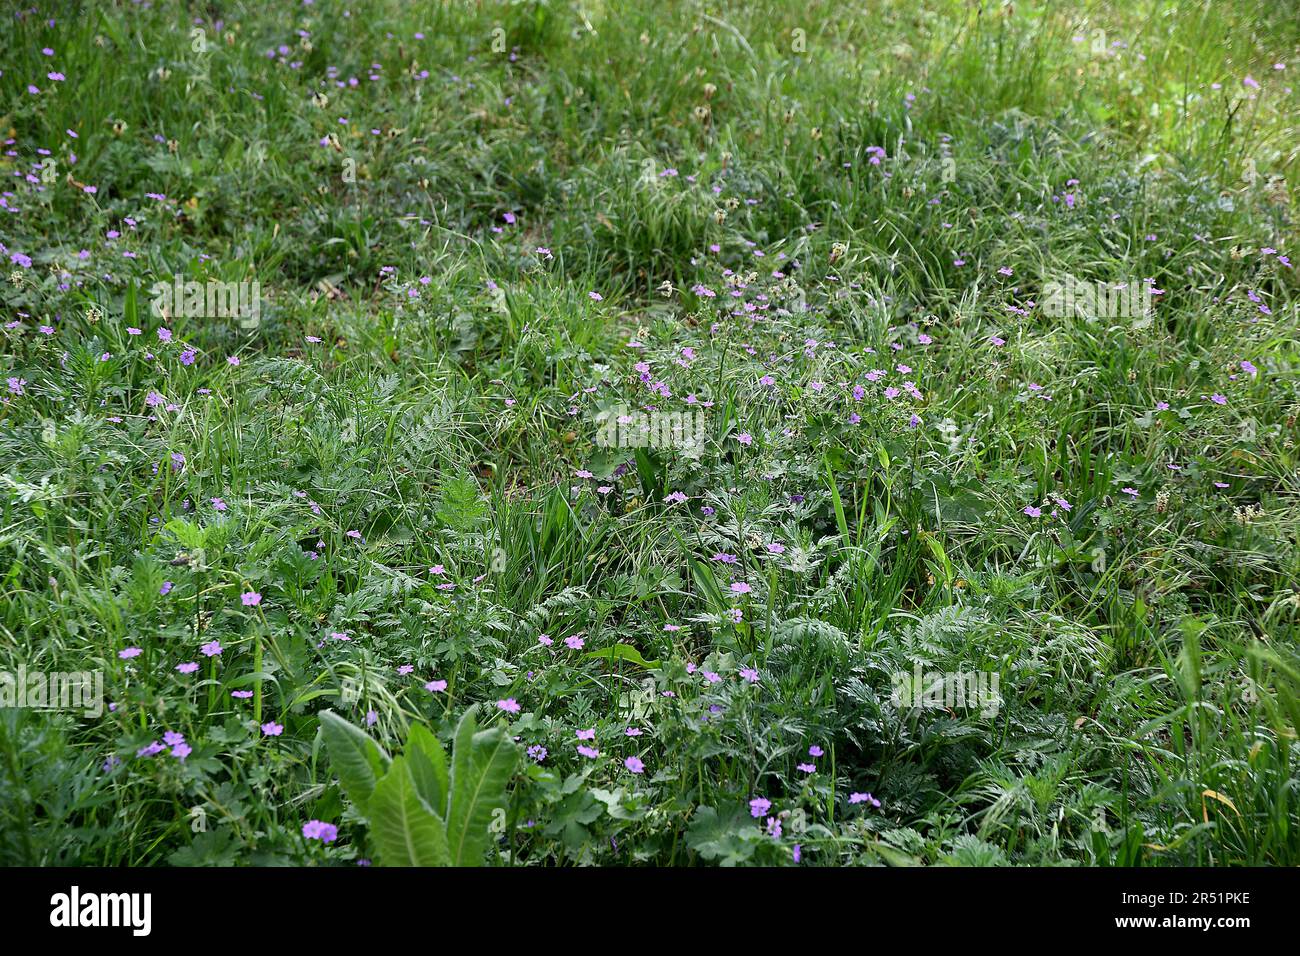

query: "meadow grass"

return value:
[0, 0, 1297, 866]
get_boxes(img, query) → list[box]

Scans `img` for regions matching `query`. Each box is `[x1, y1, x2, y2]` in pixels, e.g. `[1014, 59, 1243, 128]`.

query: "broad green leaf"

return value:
[369, 757, 451, 867]
[685, 806, 760, 866]
[319, 710, 390, 816]
[446, 706, 518, 866]
[405, 722, 450, 816]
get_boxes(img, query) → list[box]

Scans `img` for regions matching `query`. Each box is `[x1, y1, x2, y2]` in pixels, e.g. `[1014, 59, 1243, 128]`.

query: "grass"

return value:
[0, 0, 1297, 866]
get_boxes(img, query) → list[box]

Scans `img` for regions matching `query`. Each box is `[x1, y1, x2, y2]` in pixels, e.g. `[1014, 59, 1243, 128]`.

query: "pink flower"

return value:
[302, 820, 339, 843]
[261, 721, 284, 736]
[241, 591, 262, 606]
[624, 756, 645, 774]
[425, 679, 448, 692]
[577, 745, 600, 759]
[497, 698, 521, 713]
[749, 797, 771, 818]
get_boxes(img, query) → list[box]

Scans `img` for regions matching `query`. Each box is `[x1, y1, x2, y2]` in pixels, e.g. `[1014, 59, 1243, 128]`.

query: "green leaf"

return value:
[405, 722, 450, 816]
[163, 517, 207, 551]
[124, 280, 139, 328]
[368, 757, 451, 867]
[686, 555, 727, 612]
[445, 706, 518, 866]
[319, 710, 390, 817]
[582, 643, 660, 669]
[633, 447, 664, 500]
[862, 840, 921, 867]
[167, 827, 239, 867]
[823, 454, 850, 542]
[435, 473, 487, 532]
[685, 806, 761, 866]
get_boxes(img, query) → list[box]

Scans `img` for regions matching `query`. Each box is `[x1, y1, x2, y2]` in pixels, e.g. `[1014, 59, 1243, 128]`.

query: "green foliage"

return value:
[0, 0, 1296, 868]
[323, 707, 518, 867]
[319, 710, 391, 817]
[369, 756, 452, 866]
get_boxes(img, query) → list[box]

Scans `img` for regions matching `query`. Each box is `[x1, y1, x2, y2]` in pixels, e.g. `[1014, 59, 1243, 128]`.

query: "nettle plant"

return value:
[319, 706, 517, 866]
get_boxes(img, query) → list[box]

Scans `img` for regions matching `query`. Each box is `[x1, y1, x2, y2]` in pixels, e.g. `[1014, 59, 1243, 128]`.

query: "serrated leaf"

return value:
[685, 805, 760, 866]
[163, 517, 207, 550]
